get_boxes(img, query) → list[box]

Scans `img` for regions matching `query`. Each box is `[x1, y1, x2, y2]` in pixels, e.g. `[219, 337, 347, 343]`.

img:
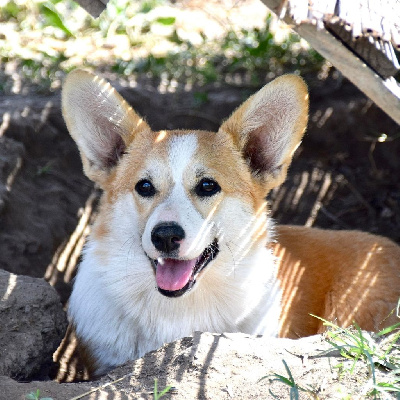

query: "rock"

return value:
[0, 269, 68, 380]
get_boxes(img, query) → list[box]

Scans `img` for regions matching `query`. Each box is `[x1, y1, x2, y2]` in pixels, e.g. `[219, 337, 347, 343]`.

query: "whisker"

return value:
[226, 243, 237, 275]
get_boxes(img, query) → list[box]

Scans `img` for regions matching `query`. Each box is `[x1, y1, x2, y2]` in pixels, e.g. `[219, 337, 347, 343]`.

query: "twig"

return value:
[69, 373, 133, 400]
[341, 176, 376, 217]
[319, 206, 351, 228]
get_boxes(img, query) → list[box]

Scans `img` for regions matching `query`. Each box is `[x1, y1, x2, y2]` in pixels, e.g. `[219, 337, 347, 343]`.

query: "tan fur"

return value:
[274, 225, 400, 337]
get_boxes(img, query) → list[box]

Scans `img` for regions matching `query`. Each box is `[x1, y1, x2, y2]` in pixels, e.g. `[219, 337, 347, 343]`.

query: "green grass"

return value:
[0, 0, 325, 94]
[262, 316, 400, 400]
[314, 316, 400, 399]
[110, 17, 323, 86]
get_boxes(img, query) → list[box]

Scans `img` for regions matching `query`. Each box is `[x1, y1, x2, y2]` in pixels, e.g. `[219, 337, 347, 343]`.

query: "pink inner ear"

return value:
[243, 103, 289, 176]
[102, 133, 126, 169]
[88, 114, 127, 170]
[244, 126, 275, 175]
[219, 75, 307, 180]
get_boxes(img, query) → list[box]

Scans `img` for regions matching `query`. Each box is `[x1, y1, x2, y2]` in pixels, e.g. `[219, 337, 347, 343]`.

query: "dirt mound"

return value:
[1, 332, 397, 399]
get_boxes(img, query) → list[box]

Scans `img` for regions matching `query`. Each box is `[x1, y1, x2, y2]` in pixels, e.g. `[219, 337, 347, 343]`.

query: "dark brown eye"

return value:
[195, 178, 221, 197]
[135, 179, 156, 197]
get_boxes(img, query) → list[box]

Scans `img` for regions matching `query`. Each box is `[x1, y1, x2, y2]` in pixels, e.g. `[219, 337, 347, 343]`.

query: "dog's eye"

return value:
[195, 178, 221, 197]
[135, 179, 156, 197]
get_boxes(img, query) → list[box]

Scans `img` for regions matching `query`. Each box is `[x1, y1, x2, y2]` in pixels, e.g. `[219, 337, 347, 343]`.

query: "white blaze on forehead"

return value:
[168, 134, 198, 183]
[142, 133, 210, 259]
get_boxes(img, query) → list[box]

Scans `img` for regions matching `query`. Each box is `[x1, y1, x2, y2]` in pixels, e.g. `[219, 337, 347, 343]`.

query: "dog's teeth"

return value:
[157, 257, 164, 265]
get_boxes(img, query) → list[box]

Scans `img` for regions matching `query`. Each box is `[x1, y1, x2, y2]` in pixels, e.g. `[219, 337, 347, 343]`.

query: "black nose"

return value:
[151, 222, 185, 254]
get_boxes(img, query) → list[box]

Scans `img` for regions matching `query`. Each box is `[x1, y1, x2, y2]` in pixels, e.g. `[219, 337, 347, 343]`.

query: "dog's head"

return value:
[62, 70, 308, 298]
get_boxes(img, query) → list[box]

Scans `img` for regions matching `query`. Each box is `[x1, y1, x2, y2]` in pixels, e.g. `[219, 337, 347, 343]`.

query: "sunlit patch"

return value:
[1, 273, 17, 302]
[339, 244, 379, 326]
[155, 130, 167, 143]
[0, 112, 10, 137]
[45, 191, 98, 286]
[233, 201, 268, 262]
[185, 199, 221, 256]
[274, 244, 305, 337]
[377, 133, 387, 143]
[94, 75, 115, 97]
[305, 171, 332, 227]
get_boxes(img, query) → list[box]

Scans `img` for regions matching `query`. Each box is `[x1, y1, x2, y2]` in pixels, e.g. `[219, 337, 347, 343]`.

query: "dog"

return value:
[62, 70, 400, 377]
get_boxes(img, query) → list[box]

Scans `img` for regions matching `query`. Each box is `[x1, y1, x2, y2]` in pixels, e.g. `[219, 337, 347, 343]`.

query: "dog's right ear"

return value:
[62, 69, 150, 185]
[219, 75, 308, 193]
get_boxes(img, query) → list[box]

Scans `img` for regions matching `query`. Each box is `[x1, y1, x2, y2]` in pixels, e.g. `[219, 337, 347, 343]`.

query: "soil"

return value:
[0, 68, 399, 397]
[2, 332, 397, 399]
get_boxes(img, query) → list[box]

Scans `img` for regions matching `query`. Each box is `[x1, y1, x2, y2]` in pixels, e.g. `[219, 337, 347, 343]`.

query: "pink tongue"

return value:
[156, 259, 197, 291]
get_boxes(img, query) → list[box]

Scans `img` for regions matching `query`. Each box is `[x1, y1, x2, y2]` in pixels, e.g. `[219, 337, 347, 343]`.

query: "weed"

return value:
[261, 317, 400, 399]
[153, 378, 171, 400]
[259, 359, 318, 399]
[313, 315, 400, 399]
[36, 161, 53, 176]
[26, 389, 53, 400]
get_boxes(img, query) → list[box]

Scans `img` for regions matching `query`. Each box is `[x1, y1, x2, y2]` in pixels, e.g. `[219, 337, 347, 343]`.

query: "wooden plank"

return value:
[296, 22, 400, 125]
[266, 0, 399, 78]
[260, 0, 400, 125]
[327, 22, 400, 78]
[73, 0, 107, 17]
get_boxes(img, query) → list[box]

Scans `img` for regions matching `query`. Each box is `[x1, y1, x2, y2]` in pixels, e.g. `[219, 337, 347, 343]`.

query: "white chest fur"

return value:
[68, 195, 281, 374]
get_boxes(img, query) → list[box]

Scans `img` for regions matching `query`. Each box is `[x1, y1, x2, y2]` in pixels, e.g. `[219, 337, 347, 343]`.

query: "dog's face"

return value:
[116, 130, 264, 297]
[62, 70, 308, 298]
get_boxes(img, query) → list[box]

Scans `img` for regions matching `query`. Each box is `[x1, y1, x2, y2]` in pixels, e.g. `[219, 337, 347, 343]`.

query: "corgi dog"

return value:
[62, 70, 400, 377]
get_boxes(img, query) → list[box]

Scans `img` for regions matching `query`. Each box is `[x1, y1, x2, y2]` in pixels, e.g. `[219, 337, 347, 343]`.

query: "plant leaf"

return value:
[40, 3, 73, 37]
[155, 17, 176, 26]
[376, 322, 400, 337]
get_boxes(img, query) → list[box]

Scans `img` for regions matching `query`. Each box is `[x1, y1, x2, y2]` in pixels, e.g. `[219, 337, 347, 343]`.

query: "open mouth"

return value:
[151, 239, 219, 297]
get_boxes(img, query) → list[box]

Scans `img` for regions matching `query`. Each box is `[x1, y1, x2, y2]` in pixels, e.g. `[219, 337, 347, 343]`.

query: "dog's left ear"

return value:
[219, 75, 308, 190]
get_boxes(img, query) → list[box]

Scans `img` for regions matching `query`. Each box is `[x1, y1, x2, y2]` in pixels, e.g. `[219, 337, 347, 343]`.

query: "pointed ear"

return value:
[62, 69, 150, 185]
[219, 75, 308, 190]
